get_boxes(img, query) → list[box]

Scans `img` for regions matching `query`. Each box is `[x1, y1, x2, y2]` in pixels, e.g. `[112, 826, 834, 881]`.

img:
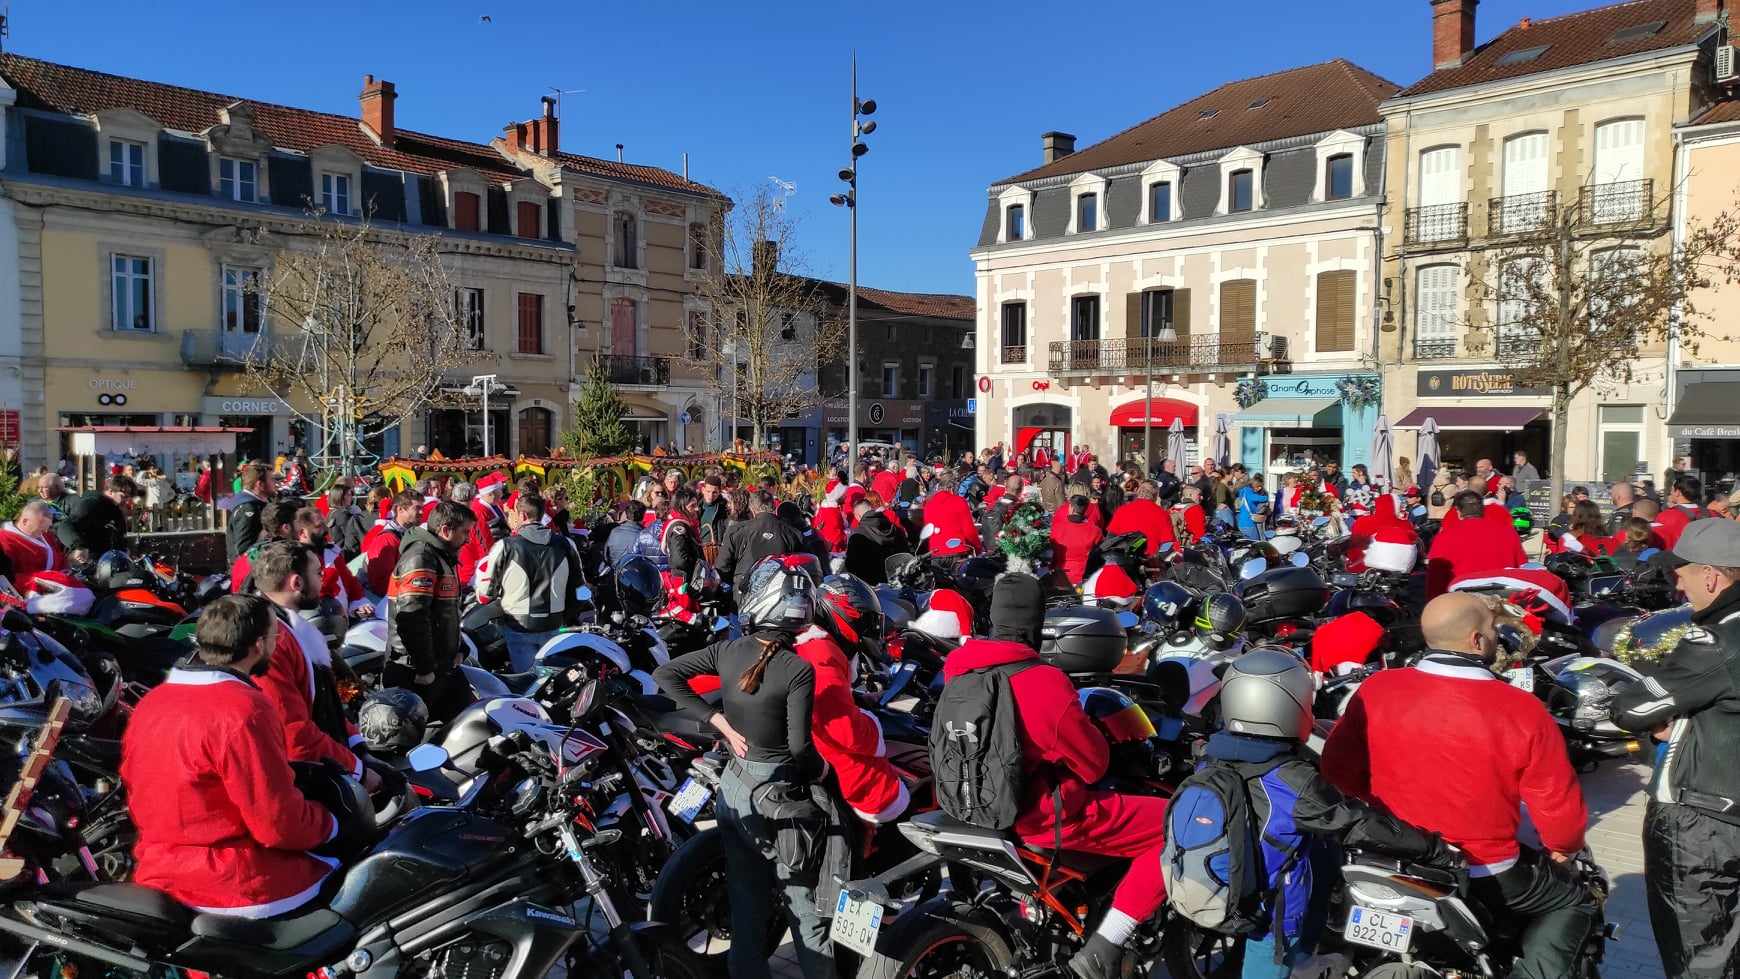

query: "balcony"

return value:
[1577, 179, 1656, 229]
[1404, 202, 1469, 247]
[1413, 336, 1457, 360]
[1001, 345, 1027, 365]
[1488, 190, 1557, 237]
[1047, 333, 1285, 377]
[602, 354, 670, 386]
[1494, 327, 1541, 361]
[181, 329, 277, 368]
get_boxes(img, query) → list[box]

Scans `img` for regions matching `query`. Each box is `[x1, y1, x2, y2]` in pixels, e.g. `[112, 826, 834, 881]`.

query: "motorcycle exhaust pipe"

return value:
[0, 912, 153, 973]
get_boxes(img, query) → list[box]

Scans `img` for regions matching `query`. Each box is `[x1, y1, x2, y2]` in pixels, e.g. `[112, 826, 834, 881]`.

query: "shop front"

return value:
[47, 366, 207, 466]
[1231, 374, 1378, 477]
[1109, 397, 1199, 470]
[825, 400, 927, 457]
[926, 401, 975, 463]
[1394, 369, 1552, 478]
[1669, 368, 1740, 494]
[1010, 402, 1072, 463]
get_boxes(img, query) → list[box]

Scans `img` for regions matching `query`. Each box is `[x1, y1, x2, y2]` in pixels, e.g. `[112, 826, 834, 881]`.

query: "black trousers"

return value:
[1466, 846, 1599, 979]
[1644, 801, 1740, 978]
[382, 661, 472, 724]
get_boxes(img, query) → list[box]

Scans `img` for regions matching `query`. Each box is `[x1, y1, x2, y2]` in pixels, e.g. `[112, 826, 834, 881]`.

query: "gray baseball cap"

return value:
[1666, 518, 1740, 568]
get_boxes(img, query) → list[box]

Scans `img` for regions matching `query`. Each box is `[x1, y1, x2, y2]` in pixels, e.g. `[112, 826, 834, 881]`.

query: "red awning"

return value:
[1393, 407, 1544, 431]
[1109, 398, 1198, 428]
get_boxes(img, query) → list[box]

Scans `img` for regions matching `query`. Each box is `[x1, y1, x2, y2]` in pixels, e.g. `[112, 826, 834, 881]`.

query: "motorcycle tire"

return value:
[647, 827, 783, 977]
[1159, 917, 1244, 979]
[857, 905, 1015, 979]
[1363, 965, 1437, 979]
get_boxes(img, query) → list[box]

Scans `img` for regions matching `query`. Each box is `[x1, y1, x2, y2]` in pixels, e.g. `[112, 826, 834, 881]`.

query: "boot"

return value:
[1067, 933, 1125, 979]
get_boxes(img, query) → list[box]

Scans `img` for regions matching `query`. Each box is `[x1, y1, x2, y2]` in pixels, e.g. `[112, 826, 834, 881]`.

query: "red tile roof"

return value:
[552, 151, 725, 199]
[996, 60, 1400, 185]
[1394, 0, 1712, 99]
[1691, 97, 1740, 126]
[854, 286, 975, 322]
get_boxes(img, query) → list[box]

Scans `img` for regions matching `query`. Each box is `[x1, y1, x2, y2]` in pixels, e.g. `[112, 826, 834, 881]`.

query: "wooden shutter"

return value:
[1126, 292, 1144, 340]
[454, 192, 480, 231]
[517, 293, 543, 354]
[517, 201, 541, 239]
[1173, 289, 1192, 341]
[1315, 271, 1355, 352]
[1219, 280, 1255, 343]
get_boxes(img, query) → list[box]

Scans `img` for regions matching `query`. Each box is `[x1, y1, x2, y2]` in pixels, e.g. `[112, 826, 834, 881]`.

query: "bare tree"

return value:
[244, 215, 470, 474]
[681, 185, 843, 450]
[1459, 185, 1740, 503]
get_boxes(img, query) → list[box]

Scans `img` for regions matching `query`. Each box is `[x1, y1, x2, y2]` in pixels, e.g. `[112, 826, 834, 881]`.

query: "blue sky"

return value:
[15, 0, 1616, 296]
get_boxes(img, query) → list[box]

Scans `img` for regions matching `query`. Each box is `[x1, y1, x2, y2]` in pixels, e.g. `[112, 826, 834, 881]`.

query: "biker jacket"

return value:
[226, 492, 267, 561]
[477, 524, 582, 633]
[386, 526, 462, 677]
[1611, 584, 1740, 824]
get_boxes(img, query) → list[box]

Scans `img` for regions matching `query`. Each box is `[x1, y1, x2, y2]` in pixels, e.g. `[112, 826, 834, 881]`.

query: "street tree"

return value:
[681, 185, 843, 451]
[1460, 185, 1740, 503]
[563, 356, 635, 458]
[243, 214, 470, 474]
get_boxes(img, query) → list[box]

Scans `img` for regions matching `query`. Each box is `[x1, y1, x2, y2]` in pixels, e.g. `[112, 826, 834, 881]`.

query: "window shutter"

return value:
[1220, 280, 1255, 343]
[516, 201, 540, 239]
[1315, 271, 1355, 352]
[1126, 291, 1144, 340]
[1174, 289, 1192, 341]
[1417, 265, 1457, 337]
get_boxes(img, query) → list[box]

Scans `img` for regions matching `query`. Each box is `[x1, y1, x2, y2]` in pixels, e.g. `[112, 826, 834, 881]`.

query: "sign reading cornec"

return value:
[1417, 370, 1550, 398]
[201, 396, 285, 416]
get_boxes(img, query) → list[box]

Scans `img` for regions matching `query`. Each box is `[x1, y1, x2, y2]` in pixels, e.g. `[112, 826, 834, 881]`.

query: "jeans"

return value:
[718, 757, 833, 979]
[502, 627, 556, 674]
[1644, 801, 1740, 978]
[1467, 846, 1599, 979]
[1239, 933, 1303, 979]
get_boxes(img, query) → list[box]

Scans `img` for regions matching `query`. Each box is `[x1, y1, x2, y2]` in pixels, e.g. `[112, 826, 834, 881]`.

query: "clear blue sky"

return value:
[14, 0, 1614, 296]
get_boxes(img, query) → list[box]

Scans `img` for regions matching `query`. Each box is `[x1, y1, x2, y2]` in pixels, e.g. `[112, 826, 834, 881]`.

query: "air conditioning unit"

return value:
[1717, 44, 1737, 83]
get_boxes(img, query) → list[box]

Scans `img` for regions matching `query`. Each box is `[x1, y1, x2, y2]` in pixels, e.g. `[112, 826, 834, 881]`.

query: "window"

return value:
[1075, 193, 1098, 233]
[221, 265, 264, 334]
[516, 293, 544, 354]
[689, 223, 707, 270]
[950, 365, 964, 399]
[516, 201, 541, 240]
[881, 362, 900, 398]
[457, 288, 485, 350]
[781, 313, 797, 341]
[1416, 264, 1459, 339]
[1599, 405, 1644, 484]
[613, 210, 638, 268]
[1325, 154, 1354, 201]
[1228, 170, 1254, 212]
[1590, 247, 1642, 329]
[688, 310, 707, 360]
[453, 191, 481, 232]
[1218, 280, 1255, 342]
[1001, 302, 1027, 362]
[917, 363, 934, 398]
[1140, 289, 1175, 339]
[1496, 257, 1543, 329]
[1314, 271, 1356, 352]
[1006, 203, 1025, 240]
[111, 255, 152, 332]
[1148, 182, 1171, 222]
[219, 157, 257, 202]
[109, 139, 144, 187]
[520, 407, 553, 457]
[1070, 294, 1100, 342]
[320, 172, 351, 215]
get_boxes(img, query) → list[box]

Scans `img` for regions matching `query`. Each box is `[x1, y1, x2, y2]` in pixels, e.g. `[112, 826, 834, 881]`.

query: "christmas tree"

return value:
[562, 357, 635, 459]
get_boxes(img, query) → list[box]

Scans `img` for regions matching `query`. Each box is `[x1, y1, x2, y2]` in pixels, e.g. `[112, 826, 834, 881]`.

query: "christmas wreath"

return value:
[1234, 378, 1270, 409]
[1336, 375, 1382, 410]
[1293, 471, 1342, 519]
[998, 500, 1052, 574]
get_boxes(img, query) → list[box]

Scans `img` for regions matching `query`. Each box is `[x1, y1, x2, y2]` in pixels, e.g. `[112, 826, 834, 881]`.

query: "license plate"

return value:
[1344, 905, 1414, 953]
[667, 777, 712, 824]
[830, 891, 883, 957]
[1504, 667, 1535, 692]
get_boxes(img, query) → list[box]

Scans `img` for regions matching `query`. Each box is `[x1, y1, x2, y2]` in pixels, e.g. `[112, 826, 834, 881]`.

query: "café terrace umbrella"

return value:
[1369, 415, 1395, 489]
[1212, 413, 1232, 468]
[1167, 418, 1187, 473]
[1416, 416, 1441, 490]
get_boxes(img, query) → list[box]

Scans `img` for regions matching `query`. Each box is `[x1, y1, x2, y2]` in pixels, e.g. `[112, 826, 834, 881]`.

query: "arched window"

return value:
[520, 407, 553, 456]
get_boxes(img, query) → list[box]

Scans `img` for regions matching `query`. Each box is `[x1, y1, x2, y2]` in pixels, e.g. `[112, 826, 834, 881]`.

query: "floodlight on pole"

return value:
[463, 373, 499, 457]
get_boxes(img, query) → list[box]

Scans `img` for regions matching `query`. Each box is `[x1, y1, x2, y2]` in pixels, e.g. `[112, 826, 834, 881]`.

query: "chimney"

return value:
[502, 97, 560, 158]
[1697, 0, 1722, 23]
[752, 239, 779, 278]
[360, 74, 396, 146]
[1431, 0, 1479, 70]
[1041, 131, 1077, 164]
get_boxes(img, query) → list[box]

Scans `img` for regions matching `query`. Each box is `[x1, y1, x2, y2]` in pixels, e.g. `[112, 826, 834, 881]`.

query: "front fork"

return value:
[559, 824, 655, 979]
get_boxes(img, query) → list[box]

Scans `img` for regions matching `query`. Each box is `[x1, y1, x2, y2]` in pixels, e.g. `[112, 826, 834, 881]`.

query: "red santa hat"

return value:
[1364, 523, 1419, 575]
[1448, 567, 1574, 623]
[1084, 563, 1140, 606]
[913, 588, 975, 641]
[824, 478, 847, 505]
[476, 472, 508, 497]
[1310, 611, 1384, 675]
[20, 570, 95, 616]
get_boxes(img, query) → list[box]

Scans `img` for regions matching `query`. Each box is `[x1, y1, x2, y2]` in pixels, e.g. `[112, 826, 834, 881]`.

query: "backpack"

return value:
[929, 661, 1034, 830]
[1161, 758, 1308, 944]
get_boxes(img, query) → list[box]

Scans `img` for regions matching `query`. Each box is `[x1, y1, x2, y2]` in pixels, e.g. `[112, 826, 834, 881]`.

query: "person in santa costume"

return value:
[1424, 491, 1528, 598]
[1309, 609, 1384, 675]
[1105, 481, 1177, 558]
[291, 508, 371, 617]
[362, 491, 422, 600]
[1344, 495, 1418, 574]
[0, 500, 68, 589]
[813, 478, 850, 554]
[1171, 485, 1208, 543]
[121, 594, 342, 918]
[455, 475, 507, 586]
[919, 473, 981, 559]
[911, 588, 975, 642]
[801, 576, 909, 824]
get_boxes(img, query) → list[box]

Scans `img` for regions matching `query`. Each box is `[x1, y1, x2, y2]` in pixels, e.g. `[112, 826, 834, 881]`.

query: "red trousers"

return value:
[1021, 791, 1169, 921]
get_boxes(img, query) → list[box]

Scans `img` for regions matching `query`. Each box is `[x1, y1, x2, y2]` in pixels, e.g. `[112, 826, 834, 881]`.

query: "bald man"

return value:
[1322, 593, 1596, 979]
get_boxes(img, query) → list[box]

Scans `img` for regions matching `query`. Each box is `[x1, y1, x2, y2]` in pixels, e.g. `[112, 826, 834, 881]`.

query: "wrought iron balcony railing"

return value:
[602, 354, 670, 386]
[1413, 336, 1457, 360]
[1405, 202, 1469, 246]
[1000, 345, 1027, 365]
[1488, 190, 1557, 237]
[1494, 327, 1541, 361]
[180, 329, 278, 368]
[1046, 333, 1284, 376]
[1577, 179, 1655, 228]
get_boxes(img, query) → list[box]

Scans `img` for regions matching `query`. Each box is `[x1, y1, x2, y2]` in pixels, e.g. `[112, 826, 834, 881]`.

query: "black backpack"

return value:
[929, 661, 1035, 830]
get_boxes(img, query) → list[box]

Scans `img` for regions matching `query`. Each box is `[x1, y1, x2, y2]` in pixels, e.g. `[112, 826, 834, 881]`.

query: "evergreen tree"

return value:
[563, 357, 635, 459]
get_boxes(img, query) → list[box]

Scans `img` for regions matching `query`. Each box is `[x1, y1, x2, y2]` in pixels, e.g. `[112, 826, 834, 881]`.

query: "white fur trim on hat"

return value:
[1364, 538, 1417, 574]
[911, 607, 963, 641]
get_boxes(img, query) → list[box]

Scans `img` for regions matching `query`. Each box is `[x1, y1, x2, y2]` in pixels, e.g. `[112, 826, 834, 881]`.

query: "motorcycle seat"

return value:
[73, 883, 193, 929]
[190, 907, 354, 952]
[911, 811, 1123, 876]
[497, 670, 542, 696]
[650, 706, 714, 739]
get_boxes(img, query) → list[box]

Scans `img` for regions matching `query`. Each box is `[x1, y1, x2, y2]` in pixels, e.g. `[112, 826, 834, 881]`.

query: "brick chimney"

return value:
[1042, 131, 1077, 164]
[1697, 0, 1722, 23]
[503, 97, 560, 158]
[752, 239, 779, 278]
[360, 74, 396, 146]
[1431, 0, 1479, 70]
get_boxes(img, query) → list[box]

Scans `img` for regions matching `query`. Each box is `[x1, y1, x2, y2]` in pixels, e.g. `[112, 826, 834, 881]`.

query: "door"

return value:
[1418, 146, 1462, 241]
[221, 266, 263, 359]
[1501, 133, 1550, 232]
[1593, 119, 1645, 222]
[610, 298, 637, 358]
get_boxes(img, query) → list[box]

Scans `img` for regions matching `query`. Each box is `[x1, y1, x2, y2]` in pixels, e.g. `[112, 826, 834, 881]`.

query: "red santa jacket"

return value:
[871, 469, 902, 504]
[457, 499, 502, 585]
[360, 522, 405, 597]
[919, 490, 980, 557]
[793, 627, 907, 823]
[258, 608, 363, 778]
[1322, 653, 1588, 870]
[320, 545, 366, 611]
[1655, 504, 1709, 551]
[122, 666, 337, 917]
[1049, 511, 1104, 585]
[1105, 498, 1176, 557]
[1424, 514, 1529, 598]
[0, 522, 67, 589]
[941, 639, 1109, 838]
[1171, 502, 1207, 542]
[813, 503, 848, 554]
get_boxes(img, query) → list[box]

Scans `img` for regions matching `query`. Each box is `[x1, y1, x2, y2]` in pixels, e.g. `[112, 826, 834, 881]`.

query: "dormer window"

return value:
[454, 192, 481, 232]
[1076, 193, 1098, 233]
[320, 172, 351, 215]
[1325, 154, 1354, 201]
[219, 157, 257, 202]
[1006, 203, 1025, 240]
[1149, 182, 1171, 222]
[109, 140, 145, 187]
[1229, 170, 1254, 212]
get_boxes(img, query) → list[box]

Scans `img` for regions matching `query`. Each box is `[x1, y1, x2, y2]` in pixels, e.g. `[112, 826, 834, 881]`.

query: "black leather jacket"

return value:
[226, 494, 266, 561]
[386, 527, 462, 676]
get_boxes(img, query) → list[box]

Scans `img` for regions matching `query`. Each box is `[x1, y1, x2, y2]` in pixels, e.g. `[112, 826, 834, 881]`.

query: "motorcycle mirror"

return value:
[575, 585, 594, 602]
[1240, 557, 1268, 580]
[1114, 610, 1139, 630]
[1290, 552, 1309, 568]
[572, 679, 601, 720]
[712, 616, 732, 632]
[406, 743, 449, 773]
[1158, 541, 1175, 556]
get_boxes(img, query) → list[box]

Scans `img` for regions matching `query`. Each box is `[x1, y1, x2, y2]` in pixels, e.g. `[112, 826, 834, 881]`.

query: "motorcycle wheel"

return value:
[1159, 917, 1244, 979]
[858, 910, 1014, 979]
[647, 827, 783, 976]
[1363, 965, 1437, 978]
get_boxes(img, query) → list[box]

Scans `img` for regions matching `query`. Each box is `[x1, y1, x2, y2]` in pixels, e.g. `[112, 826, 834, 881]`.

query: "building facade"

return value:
[1377, 0, 1724, 484]
[970, 60, 1397, 479]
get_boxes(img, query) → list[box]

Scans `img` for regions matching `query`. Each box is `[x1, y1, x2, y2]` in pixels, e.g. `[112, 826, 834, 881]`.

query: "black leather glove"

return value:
[1421, 835, 1467, 873]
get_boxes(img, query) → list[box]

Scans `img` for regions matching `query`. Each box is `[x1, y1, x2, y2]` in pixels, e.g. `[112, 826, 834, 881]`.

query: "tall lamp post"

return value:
[830, 57, 876, 472]
[463, 373, 499, 457]
[1142, 305, 1178, 475]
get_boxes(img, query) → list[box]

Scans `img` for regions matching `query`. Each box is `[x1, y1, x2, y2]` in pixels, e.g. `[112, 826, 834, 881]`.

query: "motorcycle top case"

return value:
[1039, 606, 1127, 674]
[1236, 566, 1330, 624]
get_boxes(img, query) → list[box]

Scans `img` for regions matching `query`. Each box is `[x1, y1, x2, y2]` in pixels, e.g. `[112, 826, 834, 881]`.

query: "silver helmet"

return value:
[1219, 647, 1315, 741]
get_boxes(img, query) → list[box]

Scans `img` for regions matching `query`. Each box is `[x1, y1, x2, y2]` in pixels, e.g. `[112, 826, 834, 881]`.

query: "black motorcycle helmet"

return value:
[93, 550, 150, 591]
[1141, 580, 1201, 633]
[611, 556, 662, 617]
[292, 759, 376, 859]
[461, 601, 510, 670]
[357, 687, 430, 754]
[740, 555, 818, 635]
[1194, 592, 1248, 651]
[815, 573, 884, 652]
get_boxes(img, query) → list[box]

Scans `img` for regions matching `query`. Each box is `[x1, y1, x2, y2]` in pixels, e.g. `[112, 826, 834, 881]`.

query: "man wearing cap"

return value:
[1611, 519, 1740, 978]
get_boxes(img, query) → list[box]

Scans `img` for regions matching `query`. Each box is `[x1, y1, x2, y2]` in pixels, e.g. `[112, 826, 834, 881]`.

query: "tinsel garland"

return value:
[998, 501, 1052, 573]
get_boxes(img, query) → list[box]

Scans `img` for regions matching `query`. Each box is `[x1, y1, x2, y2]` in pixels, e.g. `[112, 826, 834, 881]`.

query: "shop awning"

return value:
[1668, 382, 1740, 438]
[1394, 406, 1543, 431]
[618, 397, 668, 423]
[1109, 398, 1198, 428]
[1234, 398, 1341, 428]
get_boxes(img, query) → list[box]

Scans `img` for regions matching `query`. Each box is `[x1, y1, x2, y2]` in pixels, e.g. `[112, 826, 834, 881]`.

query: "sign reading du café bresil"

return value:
[1416, 369, 1550, 398]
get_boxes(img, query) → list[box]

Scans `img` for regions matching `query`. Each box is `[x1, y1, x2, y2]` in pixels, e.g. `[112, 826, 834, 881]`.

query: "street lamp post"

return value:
[830, 57, 876, 473]
[464, 373, 499, 457]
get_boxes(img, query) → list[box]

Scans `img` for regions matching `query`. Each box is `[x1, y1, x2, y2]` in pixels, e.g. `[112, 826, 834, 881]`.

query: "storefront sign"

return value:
[1258, 374, 1376, 399]
[1417, 370, 1549, 398]
[977, 376, 991, 394]
[822, 400, 926, 429]
[1031, 380, 1051, 391]
[200, 396, 288, 417]
[1669, 423, 1740, 439]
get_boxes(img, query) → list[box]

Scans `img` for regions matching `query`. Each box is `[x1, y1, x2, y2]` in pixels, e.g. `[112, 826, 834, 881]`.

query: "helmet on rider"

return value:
[815, 573, 884, 653]
[1142, 580, 1200, 633]
[610, 556, 662, 617]
[1078, 686, 1160, 777]
[740, 555, 819, 635]
[292, 759, 377, 859]
[1194, 592, 1248, 651]
[1219, 647, 1316, 741]
[357, 687, 430, 753]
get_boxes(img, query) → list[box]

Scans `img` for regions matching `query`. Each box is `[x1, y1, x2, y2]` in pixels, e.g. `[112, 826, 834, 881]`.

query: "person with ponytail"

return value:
[653, 555, 832, 979]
